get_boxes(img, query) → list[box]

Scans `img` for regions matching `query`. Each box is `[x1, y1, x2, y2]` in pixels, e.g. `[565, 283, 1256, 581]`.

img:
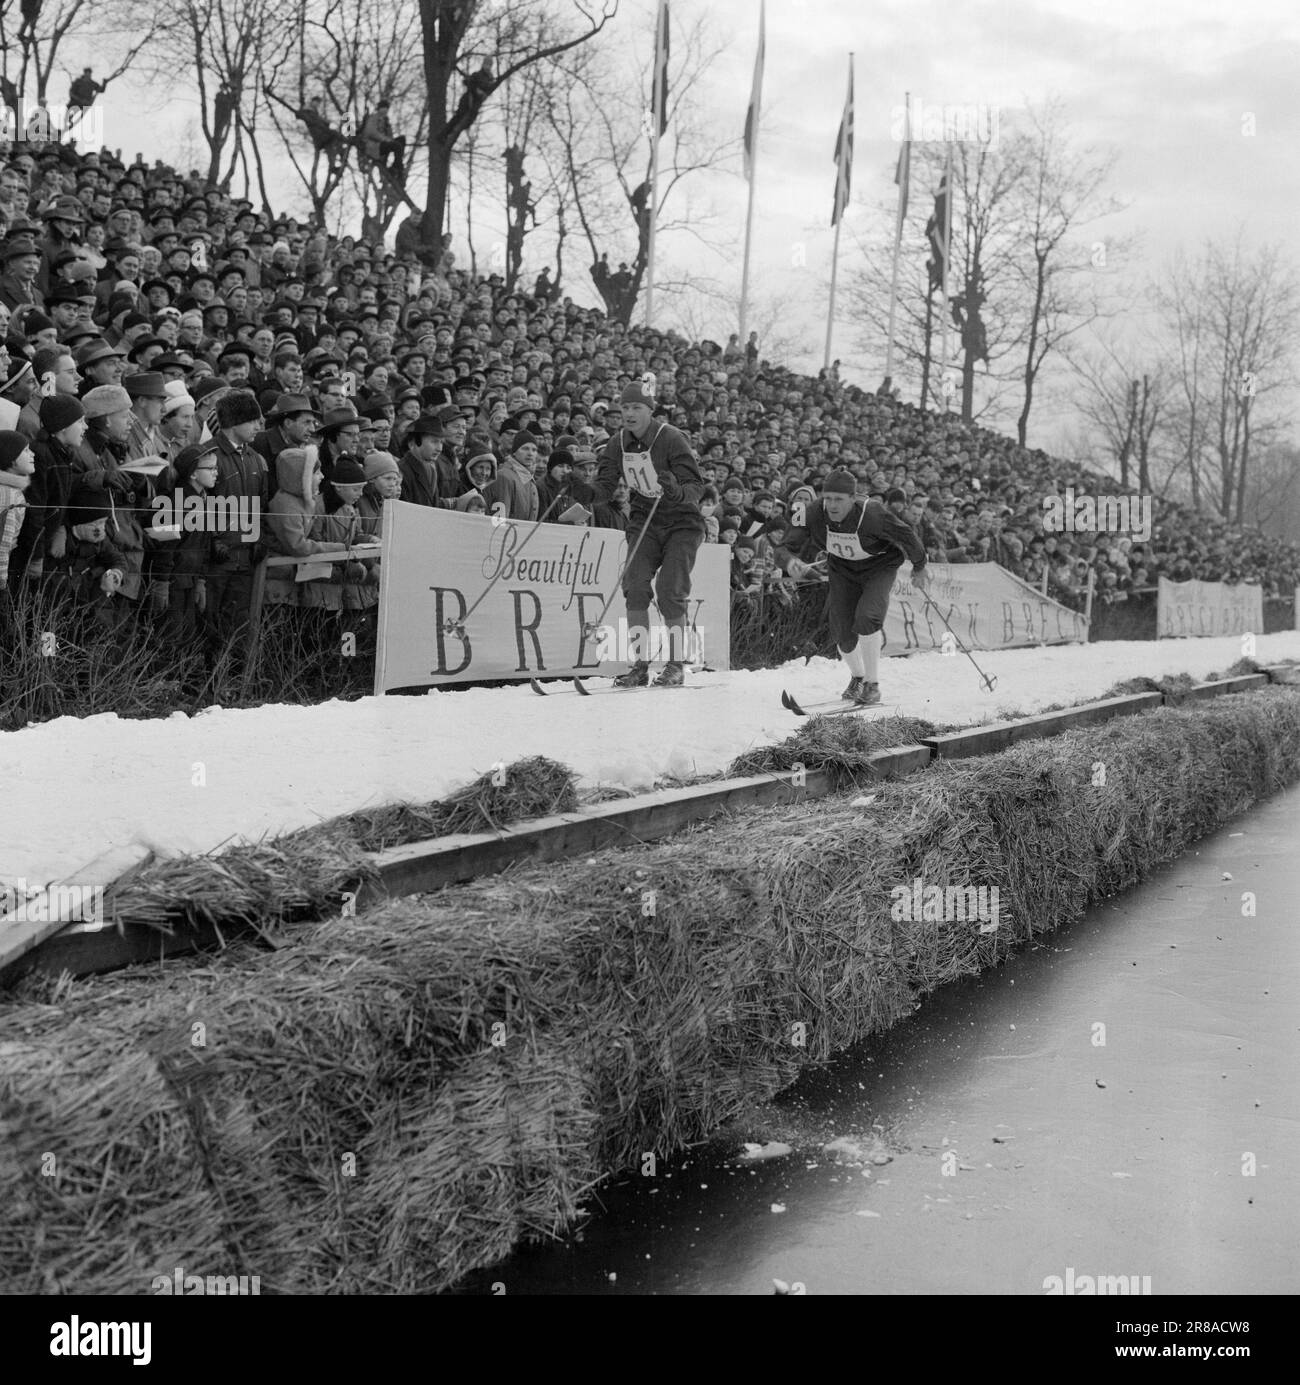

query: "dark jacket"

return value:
[397, 448, 440, 508]
[211, 431, 269, 571]
[776, 497, 927, 578]
[12, 430, 78, 580]
[594, 421, 705, 533]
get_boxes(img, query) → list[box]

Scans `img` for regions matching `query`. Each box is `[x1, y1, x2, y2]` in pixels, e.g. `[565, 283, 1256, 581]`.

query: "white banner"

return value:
[375, 502, 730, 692]
[1157, 577, 1263, 640]
[886, 563, 1088, 653]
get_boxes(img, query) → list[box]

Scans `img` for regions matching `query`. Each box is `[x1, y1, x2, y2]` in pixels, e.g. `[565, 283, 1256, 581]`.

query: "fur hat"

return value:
[81, 384, 133, 419]
[214, 388, 263, 429]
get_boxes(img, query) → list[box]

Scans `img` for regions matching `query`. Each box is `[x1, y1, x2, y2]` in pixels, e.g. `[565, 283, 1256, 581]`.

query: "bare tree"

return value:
[0, 0, 163, 115]
[1011, 98, 1129, 445]
[1156, 233, 1300, 522]
[1071, 331, 1169, 493]
[542, 5, 736, 326]
[413, 0, 615, 257]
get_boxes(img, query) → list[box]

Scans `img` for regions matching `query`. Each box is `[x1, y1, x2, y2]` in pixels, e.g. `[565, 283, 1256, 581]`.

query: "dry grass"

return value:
[3, 689, 1298, 1294]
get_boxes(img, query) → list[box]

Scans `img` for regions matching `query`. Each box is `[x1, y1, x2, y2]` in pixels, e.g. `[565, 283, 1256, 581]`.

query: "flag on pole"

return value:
[926, 162, 950, 290]
[653, 0, 671, 137]
[743, 0, 765, 182]
[894, 107, 911, 225]
[831, 56, 854, 226]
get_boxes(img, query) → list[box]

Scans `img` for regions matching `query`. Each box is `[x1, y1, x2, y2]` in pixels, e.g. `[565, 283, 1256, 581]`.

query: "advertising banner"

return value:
[375, 502, 731, 692]
[1157, 578, 1263, 639]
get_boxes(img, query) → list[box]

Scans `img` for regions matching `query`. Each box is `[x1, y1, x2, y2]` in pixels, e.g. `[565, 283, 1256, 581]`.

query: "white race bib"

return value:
[622, 453, 661, 497]
[826, 527, 870, 560]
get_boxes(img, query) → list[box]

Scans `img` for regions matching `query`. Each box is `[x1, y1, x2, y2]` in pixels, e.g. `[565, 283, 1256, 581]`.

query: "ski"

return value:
[781, 689, 898, 717]
[529, 676, 707, 696]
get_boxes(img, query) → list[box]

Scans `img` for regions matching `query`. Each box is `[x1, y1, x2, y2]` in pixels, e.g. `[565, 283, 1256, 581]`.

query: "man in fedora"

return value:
[253, 392, 319, 492]
[318, 403, 362, 484]
[123, 371, 168, 460]
[75, 338, 126, 392]
[0, 237, 46, 313]
[397, 414, 446, 508]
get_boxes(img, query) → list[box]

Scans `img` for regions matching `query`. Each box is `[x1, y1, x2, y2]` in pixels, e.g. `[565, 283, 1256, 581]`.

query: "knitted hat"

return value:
[619, 379, 657, 408]
[363, 450, 400, 480]
[39, 394, 85, 434]
[546, 449, 575, 473]
[0, 430, 30, 470]
[22, 310, 55, 336]
[510, 428, 539, 454]
[330, 458, 366, 486]
[81, 384, 133, 419]
[66, 486, 114, 529]
[455, 488, 486, 512]
[822, 469, 857, 496]
[162, 380, 195, 416]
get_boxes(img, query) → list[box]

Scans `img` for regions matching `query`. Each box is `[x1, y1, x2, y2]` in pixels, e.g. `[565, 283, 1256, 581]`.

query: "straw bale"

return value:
[3, 689, 1298, 1295]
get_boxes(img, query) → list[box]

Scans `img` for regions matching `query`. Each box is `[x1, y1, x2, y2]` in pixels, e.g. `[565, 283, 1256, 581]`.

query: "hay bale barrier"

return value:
[2, 689, 1299, 1294]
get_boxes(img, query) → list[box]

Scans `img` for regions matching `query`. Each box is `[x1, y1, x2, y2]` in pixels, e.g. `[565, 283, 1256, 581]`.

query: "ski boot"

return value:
[613, 660, 650, 689]
[652, 661, 685, 687]
[841, 675, 864, 701]
[850, 680, 882, 706]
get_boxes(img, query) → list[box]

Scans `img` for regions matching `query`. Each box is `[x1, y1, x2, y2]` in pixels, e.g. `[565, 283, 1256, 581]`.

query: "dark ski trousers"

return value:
[624, 519, 704, 656]
[826, 560, 900, 650]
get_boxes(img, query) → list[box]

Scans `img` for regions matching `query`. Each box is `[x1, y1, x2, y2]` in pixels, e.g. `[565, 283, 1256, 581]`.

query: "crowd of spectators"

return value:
[1, 133, 1297, 676]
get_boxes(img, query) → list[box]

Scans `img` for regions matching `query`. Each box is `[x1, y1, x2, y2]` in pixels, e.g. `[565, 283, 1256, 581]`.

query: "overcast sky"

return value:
[64, 0, 1300, 448]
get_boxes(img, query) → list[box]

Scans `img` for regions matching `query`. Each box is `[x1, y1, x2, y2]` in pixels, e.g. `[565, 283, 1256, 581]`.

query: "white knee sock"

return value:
[857, 630, 882, 683]
[842, 643, 864, 676]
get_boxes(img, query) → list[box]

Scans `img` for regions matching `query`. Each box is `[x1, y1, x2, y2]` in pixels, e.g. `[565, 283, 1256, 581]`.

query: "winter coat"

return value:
[0, 470, 29, 587]
[397, 448, 440, 508]
[483, 454, 539, 522]
[319, 492, 375, 610]
[264, 448, 350, 606]
[211, 432, 269, 573]
[594, 421, 705, 534]
[144, 480, 217, 592]
[11, 430, 77, 580]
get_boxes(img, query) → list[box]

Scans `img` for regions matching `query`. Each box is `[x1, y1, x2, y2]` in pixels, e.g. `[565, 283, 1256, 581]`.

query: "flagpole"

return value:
[939, 141, 953, 411]
[739, 0, 764, 346]
[884, 90, 909, 388]
[646, 0, 665, 329]
[824, 53, 852, 372]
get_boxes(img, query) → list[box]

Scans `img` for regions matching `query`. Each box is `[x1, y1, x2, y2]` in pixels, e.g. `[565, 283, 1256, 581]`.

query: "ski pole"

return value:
[921, 588, 998, 691]
[443, 491, 564, 636]
[581, 491, 663, 640]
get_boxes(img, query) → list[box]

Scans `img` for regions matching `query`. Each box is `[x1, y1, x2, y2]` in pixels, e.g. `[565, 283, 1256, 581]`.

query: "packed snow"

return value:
[2, 632, 1297, 891]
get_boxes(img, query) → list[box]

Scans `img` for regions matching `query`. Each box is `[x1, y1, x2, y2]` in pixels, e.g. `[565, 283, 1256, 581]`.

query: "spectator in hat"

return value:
[79, 383, 147, 608]
[253, 392, 319, 481]
[76, 339, 125, 392]
[0, 356, 38, 437]
[144, 440, 220, 641]
[537, 447, 575, 517]
[318, 404, 362, 484]
[45, 484, 128, 628]
[158, 380, 196, 462]
[0, 237, 45, 313]
[206, 388, 268, 654]
[318, 455, 377, 617]
[397, 413, 446, 508]
[0, 430, 36, 618]
[484, 427, 540, 521]
[263, 444, 352, 609]
[358, 450, 401, 539]
[124, 370, 168, 460]
[10, 394, 87, 583]
[359, 99, 406, 185]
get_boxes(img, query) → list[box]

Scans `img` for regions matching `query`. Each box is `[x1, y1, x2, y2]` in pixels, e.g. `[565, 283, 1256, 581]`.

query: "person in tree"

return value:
[360, 99, 406, 186]
[19, 0, 43, 41]
[534, 267, 554, 301]
[452, 60, 493, 127]
[295, 96, 346, 162]
[68, 68, 105, 115]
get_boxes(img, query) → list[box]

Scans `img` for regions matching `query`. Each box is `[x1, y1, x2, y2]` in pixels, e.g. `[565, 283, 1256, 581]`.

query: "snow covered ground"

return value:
[2, 632, 1297, 890]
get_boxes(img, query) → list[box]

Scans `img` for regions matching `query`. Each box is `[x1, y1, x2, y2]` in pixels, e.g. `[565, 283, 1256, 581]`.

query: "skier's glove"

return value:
[785, 558, 812, 580]
[658, 472, 682, 500]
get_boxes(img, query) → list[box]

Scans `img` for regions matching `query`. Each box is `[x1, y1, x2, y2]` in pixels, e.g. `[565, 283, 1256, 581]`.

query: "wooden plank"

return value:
[1262, 664, 1300, 686]
[0, 882, 107, 974]
[6, 917, 235, 983]
[362, 769, 836, 902]
[1177, 674, 1270, 701]
[922, 692, 1164, 760]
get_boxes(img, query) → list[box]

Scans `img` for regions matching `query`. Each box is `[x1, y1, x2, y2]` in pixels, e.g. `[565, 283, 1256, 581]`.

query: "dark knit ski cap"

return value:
[619, 379, 656, 408]
[884, 486, 907, 504]
[66, 486, 114, 528]
[330, 458, 366, 486]
[39, 394, 85, 434]
[0, 430, 30, 470]
[822, 469, 856, 496]
[510, 428, 540, 454]
[546, 449, 575, 473]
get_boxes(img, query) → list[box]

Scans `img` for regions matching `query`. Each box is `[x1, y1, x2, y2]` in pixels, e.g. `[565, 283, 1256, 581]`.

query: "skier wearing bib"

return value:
[592, 376, 706, 686]
[776, 468, 928, 705]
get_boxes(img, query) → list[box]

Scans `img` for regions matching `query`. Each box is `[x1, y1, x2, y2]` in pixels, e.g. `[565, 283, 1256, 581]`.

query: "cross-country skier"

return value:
[591, 375, 706, 686]
[775, 468, 928, 705]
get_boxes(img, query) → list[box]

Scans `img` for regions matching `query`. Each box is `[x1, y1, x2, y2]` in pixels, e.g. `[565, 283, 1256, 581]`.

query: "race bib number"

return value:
[827, 528, 868, 561]
[622, 453, 660, 497]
